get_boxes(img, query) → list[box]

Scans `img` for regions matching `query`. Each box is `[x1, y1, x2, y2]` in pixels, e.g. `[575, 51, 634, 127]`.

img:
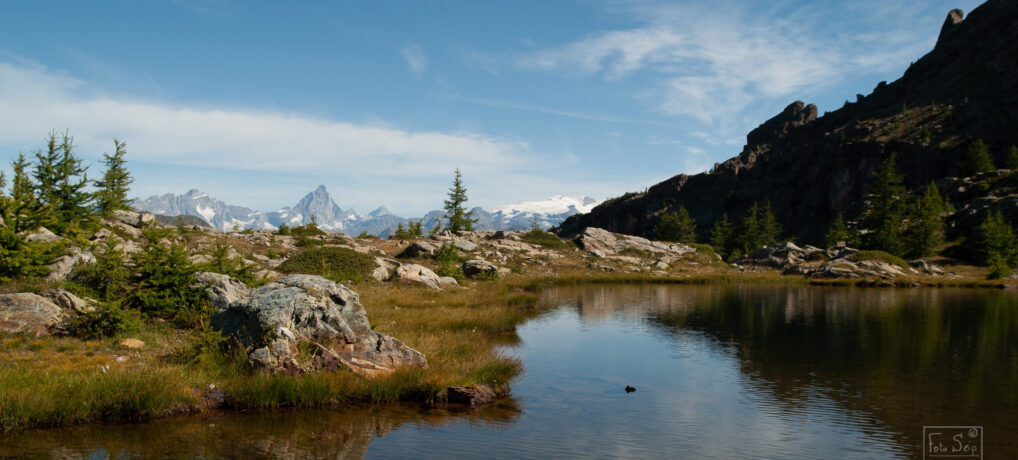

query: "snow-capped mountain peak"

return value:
[491, 195, 603, 218]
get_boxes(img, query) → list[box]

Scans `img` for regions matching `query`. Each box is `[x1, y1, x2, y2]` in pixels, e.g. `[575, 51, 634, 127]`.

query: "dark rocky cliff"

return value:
[559, 0, 1018, 244]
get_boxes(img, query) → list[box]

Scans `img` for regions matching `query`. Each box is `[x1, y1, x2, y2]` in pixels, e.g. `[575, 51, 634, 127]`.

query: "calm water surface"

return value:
[3, 285, 1017, 459]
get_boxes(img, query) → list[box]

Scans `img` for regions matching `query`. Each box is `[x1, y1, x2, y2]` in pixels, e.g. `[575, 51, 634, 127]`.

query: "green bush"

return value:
[70, 241, 130, 301]
[128, 229, 208, 327]
[434, 243, 465, 282]
[67, 302, 141, 340]
[519, 229, 569, 249]
[987, 253, 1011, 280]
[277, 246, 377, 284]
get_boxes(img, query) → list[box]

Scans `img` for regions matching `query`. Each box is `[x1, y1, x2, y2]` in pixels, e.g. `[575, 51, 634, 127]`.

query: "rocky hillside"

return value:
[559, 0, 1018, 244]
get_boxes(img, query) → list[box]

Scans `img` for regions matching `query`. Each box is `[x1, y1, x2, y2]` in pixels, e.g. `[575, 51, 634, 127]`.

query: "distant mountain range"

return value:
[132, 185, 601, 237]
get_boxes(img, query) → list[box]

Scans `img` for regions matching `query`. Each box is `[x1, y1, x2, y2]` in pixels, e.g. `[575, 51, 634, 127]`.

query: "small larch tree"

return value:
[861, 153, 907, 256]
[825, 214, 849, 248]
[905, 182, 947, 258]
[710, 213, 733, 259]
[655, 207, 696, 243]
[961, 139, 994, 177]
[95, 139, 134, 217]
[1007, 145, 1018, 170]
[443, 168, 477, 232]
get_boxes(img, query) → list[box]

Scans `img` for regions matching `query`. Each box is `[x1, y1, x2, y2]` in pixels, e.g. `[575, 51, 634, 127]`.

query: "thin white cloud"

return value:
[399, 43, 428, 78]
[451, 93, 669, 126]
[517, 0, 940, 125]
[0, 59, 625, 213]
[0, 60, 524, 177]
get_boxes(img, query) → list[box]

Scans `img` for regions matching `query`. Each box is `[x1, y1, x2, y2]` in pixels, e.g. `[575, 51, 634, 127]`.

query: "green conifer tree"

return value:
[655, 207, 696, 243]
[973, 211, 1018, 267]
[1007, 145, 1018, 170]
[905, 182, 947, 258]
[736, 202, 763, 256]
[825, 214, 849, 248]
[95, 139, 134, 217]
[443, 168, 477, 232]
[861, 153, 906, 256]
[961, 139, 995, 177]
[710, 213, 733, 259]
[761, 201, 783, 246]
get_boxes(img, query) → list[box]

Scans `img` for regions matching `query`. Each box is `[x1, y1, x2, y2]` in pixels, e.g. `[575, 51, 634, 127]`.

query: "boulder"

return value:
[395, 264, 452, 290]
[46, 248, 96, 282]
[24, 227, 62, 243]
[397, 241, 438, 259]
[211, 274, 426, 377]
[575, 227, 696, 260]
[462, 260, 499, 279]
[119, 338, 146, 349]
[453, 239, 478, 252]
[195, 272, 251, 309]
[0, 293, 66, 335]
[372, 257, 400, 282]
[112, 210, 155, 228]
[46, 289, 95, 314]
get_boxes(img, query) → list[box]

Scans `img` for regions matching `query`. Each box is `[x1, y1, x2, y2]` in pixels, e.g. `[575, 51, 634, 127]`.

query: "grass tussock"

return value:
[0, 279, 543, 433]
[519, 230, 571, 250]
[854, 250, 910, 270]
[277, 246, 377, 284]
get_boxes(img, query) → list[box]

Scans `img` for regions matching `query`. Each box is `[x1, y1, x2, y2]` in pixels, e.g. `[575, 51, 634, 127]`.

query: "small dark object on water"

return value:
[625, 385, 636, 393]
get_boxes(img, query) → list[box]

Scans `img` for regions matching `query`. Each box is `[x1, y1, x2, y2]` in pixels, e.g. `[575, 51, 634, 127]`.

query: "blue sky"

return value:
[0, 0, 982, 215]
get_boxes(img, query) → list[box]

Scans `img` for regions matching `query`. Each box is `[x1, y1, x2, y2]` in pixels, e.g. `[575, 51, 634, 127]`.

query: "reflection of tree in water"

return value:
[0, 400, 521, 459]
[560, 285, 1018, 458]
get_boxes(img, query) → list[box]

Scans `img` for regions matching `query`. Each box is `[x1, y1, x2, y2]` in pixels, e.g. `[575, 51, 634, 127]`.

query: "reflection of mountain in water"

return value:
[0, 402, 520, 458]
[541, 285, 1018, 457]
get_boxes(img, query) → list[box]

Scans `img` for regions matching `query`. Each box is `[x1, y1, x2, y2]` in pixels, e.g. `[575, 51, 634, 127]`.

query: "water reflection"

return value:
[542, 285, 1018, 458]
[0, 402, 520, 459]
[3, 285, 1015, 459]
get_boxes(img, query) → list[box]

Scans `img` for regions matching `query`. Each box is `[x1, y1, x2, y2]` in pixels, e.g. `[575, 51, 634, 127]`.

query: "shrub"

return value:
[519, 229, 569, 249]
[128, 229, 208, 327]
[276, 223, 291, 235]
[654, 207, 695, 243]
[961, 139, 995, 176]
[198, 241, 255, 284]
[67, 302, 141, 340]
[987, 253, 1011, 280]
[277, 246, 376, 284]
[69, 241, 129, 301]
[434, 243, 465, 282]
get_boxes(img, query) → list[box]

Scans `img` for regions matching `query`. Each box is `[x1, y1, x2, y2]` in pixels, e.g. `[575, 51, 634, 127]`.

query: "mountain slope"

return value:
[134, 187, 601, 236]
[559, 0, 1018, 244]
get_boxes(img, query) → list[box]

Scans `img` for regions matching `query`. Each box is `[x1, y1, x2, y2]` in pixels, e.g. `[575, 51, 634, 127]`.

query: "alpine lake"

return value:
[3, 284, 1016, 459]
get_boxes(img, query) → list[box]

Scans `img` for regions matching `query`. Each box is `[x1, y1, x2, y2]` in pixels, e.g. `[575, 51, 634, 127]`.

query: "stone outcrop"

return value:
[394, 264, 458, 290]
[575, 227, 696, 259]
[397, 241, 438, 259]
[0, 293, 66, 334]
[25, 227, 61, 243]
[211, 274, 427, 377]
[738, 244, 926, 279]
[462, 260, 499, 279]
[195, 272, 251, 308]
[112, 209, 156, 228]
[46, 248, 96, 282]
[372, 257, 400, 282]
[46, 289, 95, 314]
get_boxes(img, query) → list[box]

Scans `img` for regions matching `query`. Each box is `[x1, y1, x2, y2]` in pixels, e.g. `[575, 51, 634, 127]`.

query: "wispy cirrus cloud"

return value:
[516, 0, 943, 125]
[399, 43, 428, 79]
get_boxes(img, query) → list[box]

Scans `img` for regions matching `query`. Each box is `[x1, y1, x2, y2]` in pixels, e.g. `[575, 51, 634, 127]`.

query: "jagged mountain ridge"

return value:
[559, 0, 1018, 244]
[133, 186, 602, 237]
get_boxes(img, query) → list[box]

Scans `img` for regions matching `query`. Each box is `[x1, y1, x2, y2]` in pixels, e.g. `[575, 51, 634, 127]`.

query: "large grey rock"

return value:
[452, 239, 478, 252]
[462, 259, 499, 279]
[24, 227, 62, 243]
[211, 274, 426, 377]
[575, 227, 695, 259]
[195, 272, 251, 309]
[394, 263, 455, 289]
[372, 257, 400, 282]
[46, 289, 95, 314]
[46, 248, 96, 281]
[397, 241, 438, 259]
[0, 293, 66, 335]
[112, 209, 156, 228]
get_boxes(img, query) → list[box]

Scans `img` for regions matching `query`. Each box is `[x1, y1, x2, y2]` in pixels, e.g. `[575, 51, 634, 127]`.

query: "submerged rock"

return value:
[211, 274, 426, 377]
[446, 384, 502, 406]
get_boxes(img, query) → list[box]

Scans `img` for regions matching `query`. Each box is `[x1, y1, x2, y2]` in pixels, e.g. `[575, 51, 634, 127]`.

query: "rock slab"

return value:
[0, 293, 66, 335]
[211, 274, 426, 377]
